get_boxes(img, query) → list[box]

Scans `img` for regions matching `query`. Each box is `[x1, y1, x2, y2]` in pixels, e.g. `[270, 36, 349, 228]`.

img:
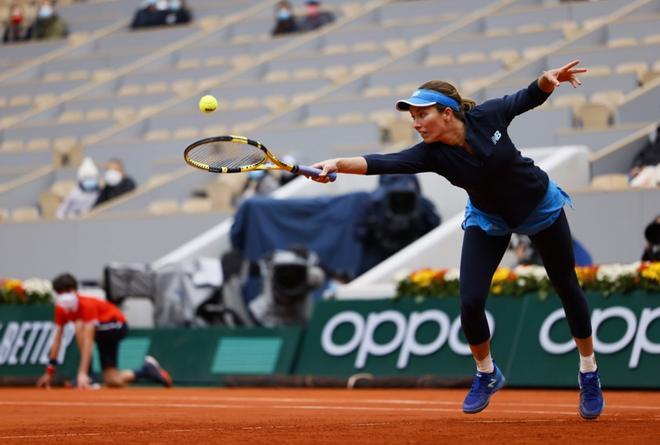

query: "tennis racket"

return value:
[183, 135, 337, 181]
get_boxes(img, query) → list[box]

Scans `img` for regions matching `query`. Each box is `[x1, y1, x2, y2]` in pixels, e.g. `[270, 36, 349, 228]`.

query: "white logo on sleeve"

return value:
[491, 130, 502, 145]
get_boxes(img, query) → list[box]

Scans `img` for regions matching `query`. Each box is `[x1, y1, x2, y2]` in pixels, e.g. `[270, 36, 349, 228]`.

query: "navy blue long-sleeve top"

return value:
[364, 80, 552, 228]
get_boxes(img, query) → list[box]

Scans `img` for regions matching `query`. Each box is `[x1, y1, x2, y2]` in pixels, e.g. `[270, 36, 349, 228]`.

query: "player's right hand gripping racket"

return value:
[183, 135, 337, 181]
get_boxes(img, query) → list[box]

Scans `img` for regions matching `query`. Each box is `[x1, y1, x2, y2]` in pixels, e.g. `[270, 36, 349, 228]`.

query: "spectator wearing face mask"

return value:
[56, 157, 101, 219]
[30, 0, 68, 40]
[298, 0, 334, 32]
[3, 3, 29, 43]
[131, 0, 165, 29]
[94, 159, 137, 207]
[164, 0, 192, 26]
[272, 0, 297, 36]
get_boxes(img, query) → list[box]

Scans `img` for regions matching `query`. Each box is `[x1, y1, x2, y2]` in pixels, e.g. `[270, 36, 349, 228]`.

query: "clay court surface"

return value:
[0, 387, 658, 444]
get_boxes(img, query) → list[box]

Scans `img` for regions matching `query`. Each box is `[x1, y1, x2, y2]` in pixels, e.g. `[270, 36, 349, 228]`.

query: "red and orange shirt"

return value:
[54, 295, 126, 327]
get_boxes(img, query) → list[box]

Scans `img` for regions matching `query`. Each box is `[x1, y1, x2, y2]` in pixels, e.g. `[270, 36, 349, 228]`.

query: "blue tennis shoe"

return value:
[578, 370, 604, 419]
[462, 364, 506, 414]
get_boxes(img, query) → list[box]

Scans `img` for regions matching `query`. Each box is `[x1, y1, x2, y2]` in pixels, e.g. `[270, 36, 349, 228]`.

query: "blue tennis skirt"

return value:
[462, 181, 573, 236]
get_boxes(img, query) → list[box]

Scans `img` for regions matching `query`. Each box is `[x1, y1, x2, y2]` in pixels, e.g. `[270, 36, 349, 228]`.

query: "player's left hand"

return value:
[542, 59, 587, 89]
[76, 372, 91, 390]
[36, 373, 51, 389]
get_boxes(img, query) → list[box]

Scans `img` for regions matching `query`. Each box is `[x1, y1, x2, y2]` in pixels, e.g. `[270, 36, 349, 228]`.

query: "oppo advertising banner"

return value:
[295, 293, 660, 388]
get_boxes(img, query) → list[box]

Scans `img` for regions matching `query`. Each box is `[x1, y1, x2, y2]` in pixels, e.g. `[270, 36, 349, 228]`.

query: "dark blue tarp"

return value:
[230, 193, 371, 278]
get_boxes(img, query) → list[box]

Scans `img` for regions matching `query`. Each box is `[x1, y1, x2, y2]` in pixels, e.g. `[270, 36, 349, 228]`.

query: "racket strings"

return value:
[188, 142, 265, 169]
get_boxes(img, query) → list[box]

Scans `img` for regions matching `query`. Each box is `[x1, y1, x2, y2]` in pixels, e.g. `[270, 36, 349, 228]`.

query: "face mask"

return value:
[277, 9, 292, 20]
[55, 292, 78, 312]
[37, 5, 53, 19]
[104, 169, 123, 186]
[248, 170, 265, 180]
[80, 178, 99, 192]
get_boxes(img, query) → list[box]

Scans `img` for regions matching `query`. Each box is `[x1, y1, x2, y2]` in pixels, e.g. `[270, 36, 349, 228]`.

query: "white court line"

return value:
[0, 428, 226, 440]
[68, 394, 660, 411]
[2, 415, 659, 440]
[0, 400, 576, 416]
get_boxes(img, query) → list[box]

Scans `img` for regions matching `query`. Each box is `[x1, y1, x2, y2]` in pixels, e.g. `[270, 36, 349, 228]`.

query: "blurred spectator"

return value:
[509, 234, 592, 267]
[234, 170, 280, 207]
[30, 0, 68, 40]
[56, 157, 101, 219]
[641, 215, 660, 262]
[164, 0, 191, 26]
[355, 174, 441, 274]
[509, 235, 543, 266]
[94, 159, 136, 207]
[248, 246, 325, 327]
[271, 0, 297, 36]
[131, 0, 191, 29]
[298, 0, 334, 32]
[629, 125, 660, 187]
[2, 3, 29, 43]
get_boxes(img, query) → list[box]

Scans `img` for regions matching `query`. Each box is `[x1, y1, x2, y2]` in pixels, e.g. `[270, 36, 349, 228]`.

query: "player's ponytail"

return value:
[419, 80, 475, 122]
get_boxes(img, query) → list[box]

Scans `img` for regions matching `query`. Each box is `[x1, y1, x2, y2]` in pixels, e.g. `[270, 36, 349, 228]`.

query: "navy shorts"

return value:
[95, 322, 127, 370]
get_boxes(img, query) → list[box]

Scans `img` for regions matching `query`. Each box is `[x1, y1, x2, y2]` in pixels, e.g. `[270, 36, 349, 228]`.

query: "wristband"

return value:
[46, 364, 55, 376]
[48, 358, 57, 366]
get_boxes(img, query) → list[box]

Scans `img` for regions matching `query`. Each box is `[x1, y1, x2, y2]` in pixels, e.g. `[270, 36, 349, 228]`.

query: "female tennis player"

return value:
[310, 60, 604, 419]
[37, 273, 172, 389]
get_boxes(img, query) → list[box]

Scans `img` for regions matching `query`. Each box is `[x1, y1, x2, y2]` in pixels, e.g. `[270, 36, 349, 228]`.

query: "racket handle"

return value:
[296, 165, 337, 181]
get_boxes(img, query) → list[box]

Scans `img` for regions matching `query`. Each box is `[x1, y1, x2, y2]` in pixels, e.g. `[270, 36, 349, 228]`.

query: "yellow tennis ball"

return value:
[198, 95, 218, 113]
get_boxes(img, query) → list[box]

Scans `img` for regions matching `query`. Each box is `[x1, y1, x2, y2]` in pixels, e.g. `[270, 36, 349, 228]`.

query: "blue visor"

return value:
[395, 89, 460, 112]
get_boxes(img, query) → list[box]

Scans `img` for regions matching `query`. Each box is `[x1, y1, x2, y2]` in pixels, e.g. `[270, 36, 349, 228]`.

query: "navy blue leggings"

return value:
[459, 209, 592, 345]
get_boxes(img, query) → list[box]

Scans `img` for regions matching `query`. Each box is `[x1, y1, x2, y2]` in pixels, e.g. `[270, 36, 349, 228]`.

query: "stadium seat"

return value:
[614, 61, 649, 81]
[591, 90, 625, 108]
[425, 54, 454, 66]
[10, 206, 39, 222]
[0, 139, 24, 152]
[591, 174, 629, 189]
[576, 103, 614, 129]
[642, 34, 660, 44]
[607, 37, 638, 48]
[52, 143, 83, 169]
[148, 200, 179, 215]
[145, 129, 171, 142]
[264, 70, 290, 83]
[337, 112, 366, 124]
[181, 198, 213, 213]
[490, 49, 519, 67]
[323, 66, 351, 84]
[86, 109, 111, 121]
[457, 52, 487, 64]
[305, 115, 334, 127]
[293, 68, 320, 81]
[552, 94, 587, 117]
[173, 127, 200, 140]
[26, 138, 51, 151]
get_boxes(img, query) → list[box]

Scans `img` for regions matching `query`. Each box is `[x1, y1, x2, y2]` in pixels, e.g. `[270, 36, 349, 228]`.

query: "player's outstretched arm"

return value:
[311, 156, 368, 183]
[538, 59, 587, 93]
[36, 325, 63, 389]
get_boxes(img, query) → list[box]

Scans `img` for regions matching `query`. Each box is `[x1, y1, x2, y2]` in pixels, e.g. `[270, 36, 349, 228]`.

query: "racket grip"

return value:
[297, 165, 337, 181]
